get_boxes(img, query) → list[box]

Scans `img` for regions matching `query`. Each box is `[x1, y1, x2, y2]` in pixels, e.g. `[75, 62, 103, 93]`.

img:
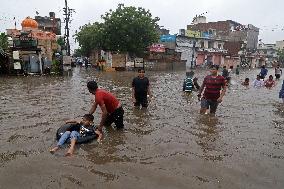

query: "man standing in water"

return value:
[198, 65, 227, 115]
[275, 65, 282, 80]
[132, 69, 151, 108]
[87, 81, 124, 142]
[259, 65, 268, 79]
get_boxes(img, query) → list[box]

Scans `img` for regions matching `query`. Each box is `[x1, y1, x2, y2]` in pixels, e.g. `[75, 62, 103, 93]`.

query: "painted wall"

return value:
[223, 57, 239, 68]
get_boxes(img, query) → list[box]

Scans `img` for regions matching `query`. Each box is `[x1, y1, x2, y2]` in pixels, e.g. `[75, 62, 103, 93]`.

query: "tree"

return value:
[73, 48, 83, 57]
[277, 49, 284, 65]
[0, 32, 8, 50]
[102, 4, 160, 55]
[75, 4, 160, 56]
[75, 22, 105, 56]
[57, 36, 65, 50]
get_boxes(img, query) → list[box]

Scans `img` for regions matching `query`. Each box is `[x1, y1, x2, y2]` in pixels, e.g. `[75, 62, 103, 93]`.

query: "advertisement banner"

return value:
[185, 30, 201, 38]
[160, 35, 176, 42]
[150, 44, 165, 53]
[202, 32, 213, 39]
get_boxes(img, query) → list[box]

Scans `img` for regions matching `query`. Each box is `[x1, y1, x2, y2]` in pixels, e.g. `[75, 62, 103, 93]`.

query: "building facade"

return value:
[255, 43, 278, 67]
[276, 40, 284, 50]
[186, 17, 259, 68]
[34, 12, 61, 35]
[6, 17, 58, 74]
[187, 19, 259, 51]
[176, 34, 227, 71]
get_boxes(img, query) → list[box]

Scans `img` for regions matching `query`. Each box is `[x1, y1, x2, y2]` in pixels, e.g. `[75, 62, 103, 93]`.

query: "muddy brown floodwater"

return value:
[0, 67, 284, 189]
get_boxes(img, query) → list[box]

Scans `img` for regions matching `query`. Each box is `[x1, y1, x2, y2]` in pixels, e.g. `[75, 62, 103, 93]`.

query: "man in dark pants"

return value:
[198, 65, 227, 116]
[87, 81, 124, 142]
[132, 69, 152, 108]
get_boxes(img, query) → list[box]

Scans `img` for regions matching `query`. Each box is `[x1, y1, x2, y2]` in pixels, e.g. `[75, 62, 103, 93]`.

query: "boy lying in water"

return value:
[50, 114, 99, 156]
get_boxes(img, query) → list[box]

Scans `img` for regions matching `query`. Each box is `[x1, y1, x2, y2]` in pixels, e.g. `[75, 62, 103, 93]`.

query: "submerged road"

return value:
[0, 67, 283, 189]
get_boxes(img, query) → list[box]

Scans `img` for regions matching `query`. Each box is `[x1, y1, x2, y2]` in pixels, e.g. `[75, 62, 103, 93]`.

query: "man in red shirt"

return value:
[198, 65, 227, 115]
[87, 81, 124, 141]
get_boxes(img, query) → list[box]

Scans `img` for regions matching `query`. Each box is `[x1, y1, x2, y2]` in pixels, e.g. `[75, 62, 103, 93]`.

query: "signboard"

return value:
[202, 32, 213, 39]
[160, 35, 176, 42]
[134, 58, 144, 68]
[63, 55, 71, 65]
[185, 30, 201, 38]
[14, 62, 21, 70]
[13, 51, 20, 60]
[14, 33, 38, 48]
[150, 44, 165, 53]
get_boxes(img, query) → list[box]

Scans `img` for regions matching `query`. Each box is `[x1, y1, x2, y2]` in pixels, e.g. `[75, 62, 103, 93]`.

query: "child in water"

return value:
[50, 114, 98, 156]
[279, 80, 284, 103]
[183, 71, 200, 92]
[242, 78, 250, 86]
[264, 75, 276, 88]
[193, 77, 200, 90]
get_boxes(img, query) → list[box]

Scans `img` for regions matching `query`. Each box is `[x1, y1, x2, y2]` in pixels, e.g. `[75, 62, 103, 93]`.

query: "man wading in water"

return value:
[132, 69, 152, 108]
[87, 81, 124, 142]
[198, 65, 227, 116]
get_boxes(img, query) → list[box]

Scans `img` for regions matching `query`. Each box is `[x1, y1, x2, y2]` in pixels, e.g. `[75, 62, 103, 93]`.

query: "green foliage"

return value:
[73, 48, 83, 57]
[57, 36, 65, 49]
[75, 4, 160, 56]
[0, 32, 8, 50]
[277, 49, 284, 63]
[75, 22, 105, 56]
[51, 59, 61, 74]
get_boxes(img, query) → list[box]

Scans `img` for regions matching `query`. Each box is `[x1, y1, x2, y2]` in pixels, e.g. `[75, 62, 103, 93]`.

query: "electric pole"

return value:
[63, 0, 75, 56]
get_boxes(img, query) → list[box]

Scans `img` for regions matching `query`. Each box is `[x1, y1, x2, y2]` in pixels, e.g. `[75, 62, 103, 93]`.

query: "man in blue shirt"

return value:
[259, 65, 268, 79]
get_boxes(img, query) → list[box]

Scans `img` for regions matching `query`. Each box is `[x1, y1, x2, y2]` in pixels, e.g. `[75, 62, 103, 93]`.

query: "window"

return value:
[208, 41, 214, 49]
[200, 41, 204, 48]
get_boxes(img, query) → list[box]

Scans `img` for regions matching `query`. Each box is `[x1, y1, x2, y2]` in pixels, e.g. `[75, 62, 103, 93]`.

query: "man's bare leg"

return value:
[65, 139, 76, 156]
[49, 146, 59, 154]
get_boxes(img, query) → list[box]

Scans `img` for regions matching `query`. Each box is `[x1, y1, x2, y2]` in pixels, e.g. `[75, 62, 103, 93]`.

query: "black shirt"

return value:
[132, 77, 150, 96]
[67, 123, 81, 132]
[67, 123, 95, 136]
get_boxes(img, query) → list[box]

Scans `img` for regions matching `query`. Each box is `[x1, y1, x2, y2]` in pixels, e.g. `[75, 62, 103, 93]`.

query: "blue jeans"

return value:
[57, 131, 80, 147]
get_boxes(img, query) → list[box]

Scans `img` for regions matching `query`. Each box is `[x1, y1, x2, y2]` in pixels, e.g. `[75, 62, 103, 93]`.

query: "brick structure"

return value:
[187, 20, 259, 50]
[224, 41, 243, 57]
[188, 20, 242, 38]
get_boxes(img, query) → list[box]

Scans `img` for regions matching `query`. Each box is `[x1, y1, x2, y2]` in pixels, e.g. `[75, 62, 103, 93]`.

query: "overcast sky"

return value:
[1, 0, 283, 50]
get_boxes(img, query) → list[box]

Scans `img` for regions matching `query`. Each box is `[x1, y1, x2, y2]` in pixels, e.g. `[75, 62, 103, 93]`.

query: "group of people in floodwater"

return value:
[241, 65, 283, 89]
[184, 64, 284, 114]
[50, 65, 284, 156]
[50, 69, 151, 156]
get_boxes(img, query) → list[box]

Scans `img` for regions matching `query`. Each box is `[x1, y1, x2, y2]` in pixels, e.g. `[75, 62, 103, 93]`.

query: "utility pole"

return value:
[63, 0, 75, 56]
[191, 34, 197, 69]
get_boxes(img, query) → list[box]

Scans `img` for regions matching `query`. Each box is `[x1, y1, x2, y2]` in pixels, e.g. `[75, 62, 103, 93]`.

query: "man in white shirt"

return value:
[253, 75, 264, 88]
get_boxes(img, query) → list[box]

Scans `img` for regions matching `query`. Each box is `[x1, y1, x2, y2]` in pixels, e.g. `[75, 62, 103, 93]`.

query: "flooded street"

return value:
[0, 67, 284, 189]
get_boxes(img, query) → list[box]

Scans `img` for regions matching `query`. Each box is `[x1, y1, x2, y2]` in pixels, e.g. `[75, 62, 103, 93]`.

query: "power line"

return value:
[63, 0, 75, 56]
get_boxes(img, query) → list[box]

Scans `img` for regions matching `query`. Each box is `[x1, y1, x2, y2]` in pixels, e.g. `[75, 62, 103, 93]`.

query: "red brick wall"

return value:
[224, 41, 242, 56]
[187, 21, 231, 35]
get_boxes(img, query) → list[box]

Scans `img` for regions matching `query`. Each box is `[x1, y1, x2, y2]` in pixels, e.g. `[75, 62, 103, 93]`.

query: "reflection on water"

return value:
[194, 115, 224, 161]
[0, 67, 284, 189]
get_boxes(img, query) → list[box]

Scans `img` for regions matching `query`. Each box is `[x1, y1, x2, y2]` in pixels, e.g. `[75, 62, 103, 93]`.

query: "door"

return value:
[29, 54, 40, 73]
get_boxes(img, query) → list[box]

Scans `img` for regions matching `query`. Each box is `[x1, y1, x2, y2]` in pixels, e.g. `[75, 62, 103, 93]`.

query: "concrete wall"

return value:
[223, 57, 239, 68]
[246, 25, 259, 50]
[144, 61, 186, 71]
